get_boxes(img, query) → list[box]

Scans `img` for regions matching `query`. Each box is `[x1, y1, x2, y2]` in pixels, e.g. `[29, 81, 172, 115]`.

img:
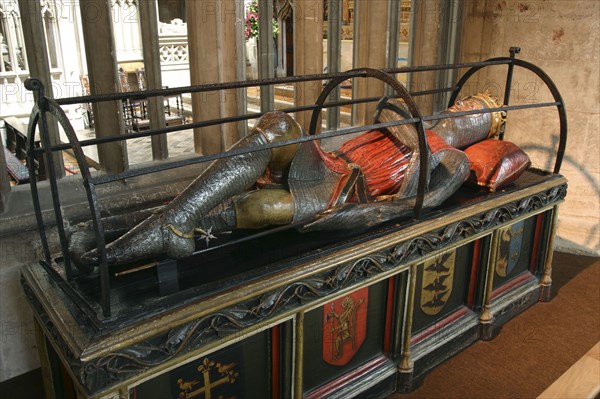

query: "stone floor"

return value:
[72, 126, 196, 168]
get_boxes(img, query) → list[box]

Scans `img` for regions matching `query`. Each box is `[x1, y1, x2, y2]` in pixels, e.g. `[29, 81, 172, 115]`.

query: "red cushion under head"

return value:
[464, 139, 531, 192]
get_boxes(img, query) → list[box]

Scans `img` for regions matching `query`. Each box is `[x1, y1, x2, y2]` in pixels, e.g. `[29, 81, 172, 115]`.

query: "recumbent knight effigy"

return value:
[20, 51, 567, 398]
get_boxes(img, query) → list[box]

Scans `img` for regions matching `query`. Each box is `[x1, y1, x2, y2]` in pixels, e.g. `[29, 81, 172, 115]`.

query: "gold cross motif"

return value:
[178, 358, 238, 399]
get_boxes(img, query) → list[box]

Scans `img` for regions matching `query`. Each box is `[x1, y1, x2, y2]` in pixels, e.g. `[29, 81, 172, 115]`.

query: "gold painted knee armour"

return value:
[233, 189, 295, 229]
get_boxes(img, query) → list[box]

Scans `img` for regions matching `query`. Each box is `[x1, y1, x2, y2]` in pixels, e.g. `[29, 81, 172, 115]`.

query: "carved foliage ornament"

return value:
[40, 0, 55, 16]
[0, 1, 17, 15]
[160, 44, 189, 63]
[111, 0, 138, 8]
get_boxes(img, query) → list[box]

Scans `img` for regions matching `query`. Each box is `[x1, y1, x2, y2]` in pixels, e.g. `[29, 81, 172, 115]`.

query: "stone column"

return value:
[407, 0, 444, 116]
[235, 0, 248, 138]
[458, 0, 600, 255]
[187, 0, 240, 154]
[18, 0, 64, 178]
[79, 0, 128, 174]
[258, 0, 275, 111]
[326, 0, 342, 129]
[352, 0, 389, 125]
[434, 1, 462, 108]
[293, 0, 324, 132]
[139, 0, 168, 160]
[385, 0, 401, 87]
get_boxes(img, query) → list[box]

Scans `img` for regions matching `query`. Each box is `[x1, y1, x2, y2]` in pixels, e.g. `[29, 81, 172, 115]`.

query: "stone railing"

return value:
[158, 20, 190, 88]
[159, 36, 189, 65]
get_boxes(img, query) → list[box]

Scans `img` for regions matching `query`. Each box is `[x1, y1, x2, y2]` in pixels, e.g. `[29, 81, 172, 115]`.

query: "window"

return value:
[111, 0, 143, 62]
[0, 7, 27, 74]
[39, 0, 61, 69]
[43, 10, 59, 69]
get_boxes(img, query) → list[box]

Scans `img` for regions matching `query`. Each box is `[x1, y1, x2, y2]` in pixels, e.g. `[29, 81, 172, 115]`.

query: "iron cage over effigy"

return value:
[21, 48, 567, 398]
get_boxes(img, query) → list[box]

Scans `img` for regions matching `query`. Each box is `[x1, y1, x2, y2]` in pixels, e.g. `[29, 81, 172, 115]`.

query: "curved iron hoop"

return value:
[24, 79, 75, 279]
[307, 67, 429, 218]
[448, 57, 567, 174]
[25, 107, 50, 262]
[24, 78, 111, 317]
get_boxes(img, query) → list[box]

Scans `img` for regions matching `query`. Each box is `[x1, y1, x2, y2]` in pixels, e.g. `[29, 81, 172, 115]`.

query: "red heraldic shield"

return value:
[322, 287, 369, 366]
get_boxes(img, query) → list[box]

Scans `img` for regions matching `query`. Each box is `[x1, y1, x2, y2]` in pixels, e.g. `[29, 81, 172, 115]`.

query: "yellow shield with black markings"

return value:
[420, 250, 456, 316]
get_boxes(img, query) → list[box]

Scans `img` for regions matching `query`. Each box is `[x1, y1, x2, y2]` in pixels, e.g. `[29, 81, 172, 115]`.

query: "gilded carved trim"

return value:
[22, 183, 567, 395]
[388, 185, 566, 265]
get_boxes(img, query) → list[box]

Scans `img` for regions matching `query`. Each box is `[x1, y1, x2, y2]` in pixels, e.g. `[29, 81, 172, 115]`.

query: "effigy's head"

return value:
[466, 92, 506, 138]
[447, 91, 506, 138]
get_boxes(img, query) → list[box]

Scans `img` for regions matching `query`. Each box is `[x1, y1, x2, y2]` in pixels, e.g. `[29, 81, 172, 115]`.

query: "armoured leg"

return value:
[179, 188, 294, 236]
[77, 111, 302, 268]
[68, 207, 160, 273]
[233, 189, 294, 229]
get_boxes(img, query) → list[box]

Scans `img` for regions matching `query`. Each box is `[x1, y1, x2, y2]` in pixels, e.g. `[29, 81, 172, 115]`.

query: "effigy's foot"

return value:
[78, 208, 196, 267]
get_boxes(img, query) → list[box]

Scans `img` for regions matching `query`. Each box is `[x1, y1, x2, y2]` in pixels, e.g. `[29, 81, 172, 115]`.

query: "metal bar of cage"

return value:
[25, 50, 567, 318]
[34, 101, 560, 185]
[52, 59, 513, 106]
[501, 47, 521, 140]
[448, 56, 567, 174]
[34, 87, 458, 153]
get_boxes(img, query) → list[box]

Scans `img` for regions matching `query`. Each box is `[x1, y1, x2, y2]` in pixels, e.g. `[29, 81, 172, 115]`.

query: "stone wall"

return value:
[0, 164, 207, 383]
[458, 0, 599, 255]
[0, 231, 43, 381]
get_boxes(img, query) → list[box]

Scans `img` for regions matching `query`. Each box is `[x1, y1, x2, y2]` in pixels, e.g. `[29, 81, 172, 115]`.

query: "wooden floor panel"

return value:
[538, 342, 600, 399]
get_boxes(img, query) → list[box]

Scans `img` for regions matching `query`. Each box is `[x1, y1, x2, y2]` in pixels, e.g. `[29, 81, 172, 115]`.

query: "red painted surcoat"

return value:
[317, 129, 451, 204]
